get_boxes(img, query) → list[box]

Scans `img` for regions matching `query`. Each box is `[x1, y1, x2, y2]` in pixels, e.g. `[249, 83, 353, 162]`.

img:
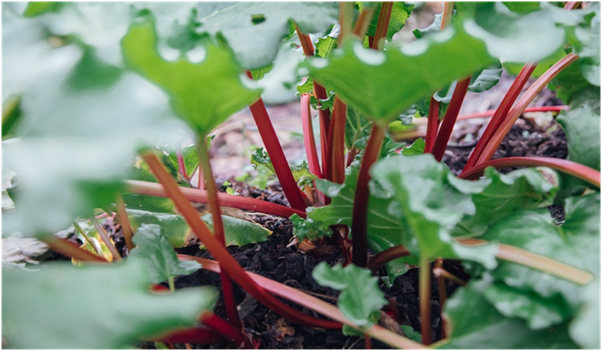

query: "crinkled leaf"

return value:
[482, 282, 572, 330]
[129, 224, 201, 284]
[122, 13, 262, 135]
[570, 276, 600, 349]
[307, 22, 494, 123]
[2, 260, 217, 348]
[127, 210, 191, 248]
[472, 194, 600, 345]
[568, 3, 600, 86]
[312, 262, 387, 328]
[198, 2, 339, 69]
[467, 64, 502, 93]
[290, 213, 332, 242]
[251, 147, 314, 185]
[454, 167, 558, 237]
[371, 154, 498, 267]
[201, 214, 271, 247]
[549, 58, 596, 104]
[345, 107, 372, 150]
[439, 278, 579, 349]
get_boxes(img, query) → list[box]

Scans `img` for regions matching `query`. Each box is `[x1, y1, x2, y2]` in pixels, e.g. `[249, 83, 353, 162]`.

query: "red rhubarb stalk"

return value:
[300, 94, 322, 179]
[142, 152, 339, 329]
[458, 105, 567, 121]
[329, 98, 348, 184]
[424, 97, 440, 153]
[370, 2, 394, 51]
[351, 124, 386, 267]
[176, 145, 188, 180]
[125, 180, 306, 218]
[245, 71, 308, 211]
[463, 63, 537, 170]
[459, 156, 600, 188]
[196, 135, 242, 330]
[200, 312, 250, 347]
[431, 77, 472, 161]
[474, 54, 578, 164]
[41, 236, 108, 263]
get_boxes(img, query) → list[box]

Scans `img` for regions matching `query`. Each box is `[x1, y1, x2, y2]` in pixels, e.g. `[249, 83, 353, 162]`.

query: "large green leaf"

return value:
[468, 2, 589, 63]
[197, 2, 339, 69]
[454, 167, 558, 237]
[129, 224, 201, 285]
[473, 194, 600, 346]
[128, 209, 190, 248]
[568, 2, 600, 86]
[2, 47, 184, 237]
[306, 22, 494, 123]
[312, 262, 387, 328]
[371, 154, 498, 267]
[122, 13, 262, 135]
[438, 278, 579, 349]
[2, 260, 217, 348]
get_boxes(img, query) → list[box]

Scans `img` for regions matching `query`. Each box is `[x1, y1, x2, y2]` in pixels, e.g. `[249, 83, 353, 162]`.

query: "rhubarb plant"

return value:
[2, 1, 600, 349]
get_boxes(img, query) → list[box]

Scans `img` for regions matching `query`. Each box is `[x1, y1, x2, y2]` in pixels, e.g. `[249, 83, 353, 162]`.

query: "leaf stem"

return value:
[245, 71, 308, 211]
[180, 255, 426, 349]
[116, 194, 135, 251]
[368, 245, 411, 272]
[196, 134, 242, 331]
[142, 151, 340, 329]
[328, 97, 348, 184]
[91, 217, 122, 261]
[434, 259, 447, 339]
[41, 236, 107, 262]
[440, 2, 455, 29]
[351, 124, 386, 267]
[300, 94, 323, 179]
[419, 255, 432, 346]
[352, 6, 377, 38]
[460, 156, 600, 188]
[125, 180, 307, 219]
[167, 277, 175, 292]
[463, 63, 537, 170]
[475, 54, 578, 164]
[176, 145, 188, 180]
[458, 238, 594, 285]
[338, 2, 354, 44]
[424, 97, 440, 153]
[431, 77, 471, 161]
[199, 312, 250, 348]
[433, 267, 467, 287]
[370, 2, 394, 50]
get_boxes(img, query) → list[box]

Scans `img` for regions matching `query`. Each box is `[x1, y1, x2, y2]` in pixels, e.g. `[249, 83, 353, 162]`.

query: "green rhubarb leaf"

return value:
[23, 1, 64, 17]
[439, 278, 579, 349]
[129, 224, 201, 285]
[306, 22, 494, 123]
[470, 194, 600, 344]
[549, 58, 596, 104]
[127, 210, 191, 248]
[312, 262, 387, 328]
[502, 2, 540, 14]
[468, 2, 589, 64]
[557, 92, 601, 171]
[122, 13, 262, 135]
[568, 3, 600, 86]
[362, 2, 414, 41]
[198, 2, 339, 69]
[454, 167, 558, 237]
[201, 214, 271, 247]
[256, 43, 305, 104]
[2, 47, 184, 238]
[345, 107, 372, 150]
[251, 147, 314, 185]
[570, 276, 600, 349]
[401, 138, 425, 156]
[2, 260, 217, 348]
[371, 154, 498, 267]
[290, 213, 332, 242]
[467, 64, 502, 93]
[309, 165, 413, 282]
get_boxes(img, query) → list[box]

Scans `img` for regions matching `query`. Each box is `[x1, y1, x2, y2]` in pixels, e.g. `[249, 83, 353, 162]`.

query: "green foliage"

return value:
[201, 214, 271, 247]
[401, 138, 425, 156]
[23, 1, 64, 17]
[372, 154, 498, 265]
[2, 260, 217, 348]
[502, 2, 541, 14]
[122, 13, 262, 135]
[312, 262, 387, 328]
[251, 147, 314, 186]
[127, 210, 190, 248]
[361, 2, 414, 41]
[197, 2, 339, 69]
[290, 213, 332, 242]
[307, 23, 494, 123]
[129, 224, 201, 285]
